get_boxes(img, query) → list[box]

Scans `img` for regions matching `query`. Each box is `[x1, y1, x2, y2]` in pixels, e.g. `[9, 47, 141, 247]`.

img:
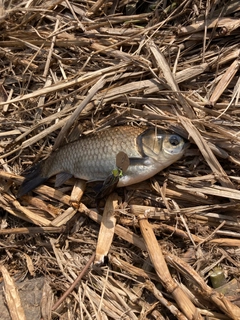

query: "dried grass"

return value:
[0, 0, 240, 319]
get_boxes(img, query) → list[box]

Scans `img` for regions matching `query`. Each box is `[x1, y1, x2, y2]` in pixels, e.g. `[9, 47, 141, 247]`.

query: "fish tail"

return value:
[17, 161, 48, 198]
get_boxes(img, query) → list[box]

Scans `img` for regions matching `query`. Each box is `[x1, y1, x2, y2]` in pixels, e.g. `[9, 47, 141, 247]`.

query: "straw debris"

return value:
[0, 0, 240, 319]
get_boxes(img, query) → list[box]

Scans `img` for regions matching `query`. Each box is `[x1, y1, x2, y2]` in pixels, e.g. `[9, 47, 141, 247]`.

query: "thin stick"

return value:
[52, 253, 95, 311]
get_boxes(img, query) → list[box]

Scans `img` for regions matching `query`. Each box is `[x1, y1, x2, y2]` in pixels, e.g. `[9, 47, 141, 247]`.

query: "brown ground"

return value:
[0, 0, 240, 319]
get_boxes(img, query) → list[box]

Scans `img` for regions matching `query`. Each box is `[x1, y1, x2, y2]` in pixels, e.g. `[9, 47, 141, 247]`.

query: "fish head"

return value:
[140, 129, 188, 164]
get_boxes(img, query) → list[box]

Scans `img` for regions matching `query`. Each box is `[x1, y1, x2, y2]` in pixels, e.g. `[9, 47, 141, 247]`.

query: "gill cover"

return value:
[138, 128, 185, 161]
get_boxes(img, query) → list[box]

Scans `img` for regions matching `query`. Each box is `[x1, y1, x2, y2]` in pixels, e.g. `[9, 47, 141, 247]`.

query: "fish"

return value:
[17, 126, 188, 197]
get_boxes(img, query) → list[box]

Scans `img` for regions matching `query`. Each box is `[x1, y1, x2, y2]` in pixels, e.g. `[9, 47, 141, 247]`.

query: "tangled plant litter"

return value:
[0, 0, 240, 319]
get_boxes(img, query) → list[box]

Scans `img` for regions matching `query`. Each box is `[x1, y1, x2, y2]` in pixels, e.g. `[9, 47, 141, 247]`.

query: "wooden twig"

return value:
[52, 253, 95, 311]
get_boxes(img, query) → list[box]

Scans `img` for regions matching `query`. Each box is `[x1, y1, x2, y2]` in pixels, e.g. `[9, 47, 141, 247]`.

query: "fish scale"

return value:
[42, 126, 144, 181]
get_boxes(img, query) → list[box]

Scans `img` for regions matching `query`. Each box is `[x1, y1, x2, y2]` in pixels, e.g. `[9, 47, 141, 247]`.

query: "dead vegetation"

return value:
[0, 0, 240, 319]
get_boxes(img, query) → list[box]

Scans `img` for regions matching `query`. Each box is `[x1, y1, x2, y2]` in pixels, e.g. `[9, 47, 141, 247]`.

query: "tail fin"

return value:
[17, 162, 48, 198]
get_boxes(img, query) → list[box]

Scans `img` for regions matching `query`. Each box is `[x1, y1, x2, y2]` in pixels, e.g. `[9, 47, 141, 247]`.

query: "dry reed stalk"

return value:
[21, 116, 71, 150]
[109, 255, 159, 281]
[210, 238, 240, 246]
[78, 203, 147, 251]
[0, 197, 33, 224]
[95, 193, 119, 264]
[34, 185, 72, 206]
[41, 280, 54, 320]
[179, 17, 240, 34]
[89, 0, 107, 13]
[166, 253, 240, 319]
[70, 180, 86, 207]
[81, 282, 127, 319]
[0, 170, 23, 183]
[187, 214, 240, 231]
[155, 224, 240, 247]
[0, 226, 64, 235]
[52, 253, 95, 311]
[50, 237, 77, 284]
[21, 195, 61, 217]
[173, 62, 209, 83]
[105, 283, 138, 320]
[145, 281, 188, 320]
[217, 48, 240, 67]
[177, 184, 240, 200]
[0, 62, 129, 106]
[148, 41, 195, 118]
[91, 41, 151, 66]
[53, 77, 106, 150]
[51, 207, 77, 227]
[208, 59, 239, 107]
[130, 204, 171, 220]
[213, 0, 240, 16]
[1, 1, 240, 317]
[137, 214, 203, 319]
[2, 193, 51, 226]
[132, 202, 235, 216]
[0, 128, 21, 137]
[8, 103, 74, 147]
[0, 265, 26, 320]
[0, 39, 92, 48]
[130, 204, 240, 233]
[179, 116, 234, 189]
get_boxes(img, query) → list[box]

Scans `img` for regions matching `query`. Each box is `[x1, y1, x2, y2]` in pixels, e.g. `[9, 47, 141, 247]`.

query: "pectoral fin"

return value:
[95, 152, 130, 201]
[95, 173, 120, 201]
[55, 172, 73, 187]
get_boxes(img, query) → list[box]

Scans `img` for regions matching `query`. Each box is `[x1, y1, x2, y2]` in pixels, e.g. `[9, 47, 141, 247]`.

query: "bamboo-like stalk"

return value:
[3, 193, 51, 226]
[95, 193, 119, 264]
[70, 179, 86, 207]
[137, 214, 203, 319]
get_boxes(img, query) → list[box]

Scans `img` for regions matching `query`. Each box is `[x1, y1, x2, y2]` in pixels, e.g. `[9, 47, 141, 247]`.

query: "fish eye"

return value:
[169, 135, 180, 146]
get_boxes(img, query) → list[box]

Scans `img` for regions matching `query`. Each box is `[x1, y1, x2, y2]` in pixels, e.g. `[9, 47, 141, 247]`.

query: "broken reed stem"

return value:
[70, 180, 86, 207]
[3, 193, 51, 226]
[0, 226, 65, 235]
[166, 253, 240, 319]
[95, 193, 119, 264]
[144, 281, 188, 320]
[137, 214, 203, 320]
[0, 264, 26, 320]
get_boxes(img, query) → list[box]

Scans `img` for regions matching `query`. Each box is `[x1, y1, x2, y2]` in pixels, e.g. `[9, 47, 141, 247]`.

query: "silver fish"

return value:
[18, 126, 187, 197]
